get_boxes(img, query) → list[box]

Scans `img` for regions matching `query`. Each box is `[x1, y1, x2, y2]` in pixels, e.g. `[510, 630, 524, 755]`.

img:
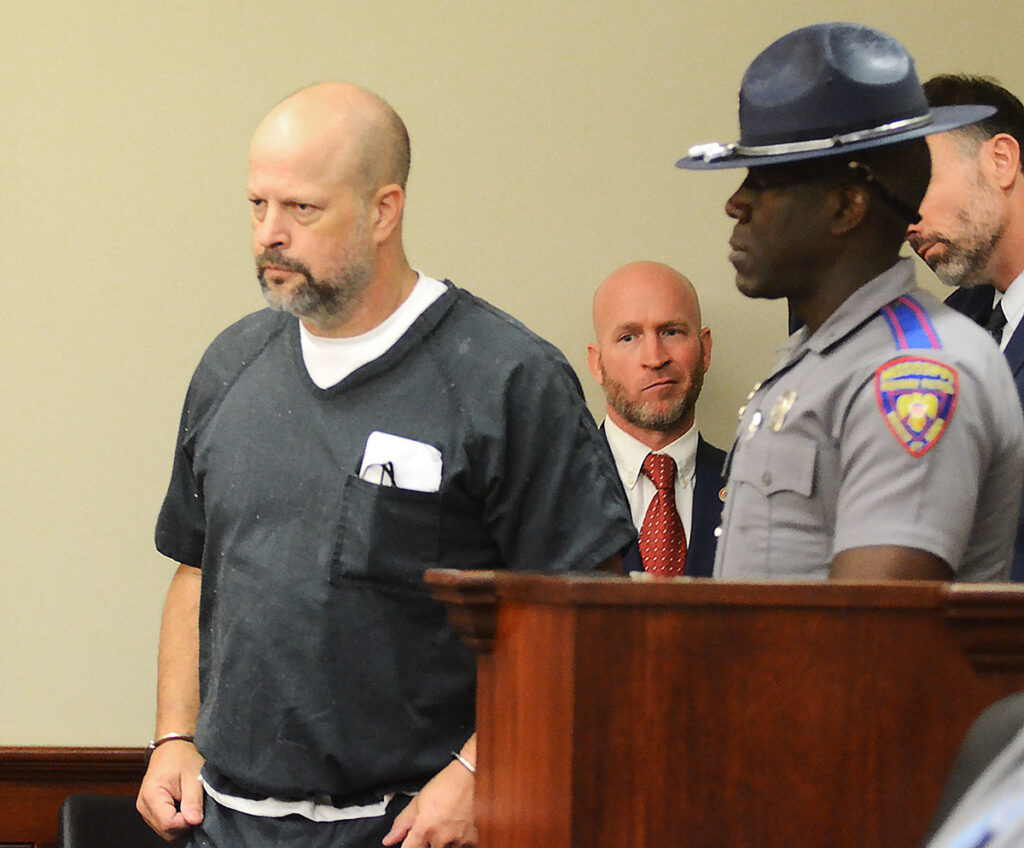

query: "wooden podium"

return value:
[427, 572, 1024, 848]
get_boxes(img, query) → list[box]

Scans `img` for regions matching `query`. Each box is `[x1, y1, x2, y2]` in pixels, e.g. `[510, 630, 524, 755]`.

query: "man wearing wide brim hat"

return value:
[678, 22, 1024, 582]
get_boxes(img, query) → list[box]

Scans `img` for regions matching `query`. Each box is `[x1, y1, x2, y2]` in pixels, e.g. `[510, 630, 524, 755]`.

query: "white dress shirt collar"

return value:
[603, 416, 698, 490]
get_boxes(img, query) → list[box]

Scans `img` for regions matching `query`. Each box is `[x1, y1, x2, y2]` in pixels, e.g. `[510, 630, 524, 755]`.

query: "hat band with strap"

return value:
[689, 113, 934, 163]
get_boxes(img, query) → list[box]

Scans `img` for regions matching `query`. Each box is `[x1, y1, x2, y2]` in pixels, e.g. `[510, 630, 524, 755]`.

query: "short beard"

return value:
[927, 220, 1003, 289]
[256, 237, 374, 329]
[923, 171, 1005, 289]
[602, 350, 706, 433]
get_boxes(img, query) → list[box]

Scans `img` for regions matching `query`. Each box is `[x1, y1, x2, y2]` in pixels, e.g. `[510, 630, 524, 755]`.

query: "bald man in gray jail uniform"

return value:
[137, 83, 634, 848]
[676, 23, 1024, 582]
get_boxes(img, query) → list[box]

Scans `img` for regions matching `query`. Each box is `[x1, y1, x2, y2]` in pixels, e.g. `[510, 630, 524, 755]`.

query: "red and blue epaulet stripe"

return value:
[879, 295, 942, 350]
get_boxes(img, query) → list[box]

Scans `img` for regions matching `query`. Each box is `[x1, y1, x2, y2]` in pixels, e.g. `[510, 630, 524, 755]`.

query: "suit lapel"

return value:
[945, 284, 996, 324]
[1004, 325, 1024, 581]
[599, 423, 643, 573]
[946, 284, 1024, 405]
[1004, 321, 1024, 405]
[688, 436, 727, 578]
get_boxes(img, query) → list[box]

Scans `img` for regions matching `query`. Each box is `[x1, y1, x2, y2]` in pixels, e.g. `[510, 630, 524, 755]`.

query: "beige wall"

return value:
[3, 1, 1022, 745]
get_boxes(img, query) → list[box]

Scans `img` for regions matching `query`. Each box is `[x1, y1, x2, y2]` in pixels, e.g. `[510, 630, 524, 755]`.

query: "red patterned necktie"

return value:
[638, 453, 687, 576]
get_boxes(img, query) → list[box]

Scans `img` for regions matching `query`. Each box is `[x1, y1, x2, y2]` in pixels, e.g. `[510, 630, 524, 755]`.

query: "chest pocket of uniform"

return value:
[731, 438, 817, 498]
[330, 475, 442, 589]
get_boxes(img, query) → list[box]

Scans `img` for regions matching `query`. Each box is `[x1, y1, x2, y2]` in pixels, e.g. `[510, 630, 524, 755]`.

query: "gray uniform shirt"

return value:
[714, 259, 1024, 581]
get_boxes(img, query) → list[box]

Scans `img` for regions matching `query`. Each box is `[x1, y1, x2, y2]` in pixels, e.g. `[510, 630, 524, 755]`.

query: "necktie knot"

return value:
[643, 453, 677, 491]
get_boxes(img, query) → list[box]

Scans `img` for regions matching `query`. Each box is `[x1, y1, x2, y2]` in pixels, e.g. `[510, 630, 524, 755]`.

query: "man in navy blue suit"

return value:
[907, 75, 1024, 580]
[586, 261, 726, 577]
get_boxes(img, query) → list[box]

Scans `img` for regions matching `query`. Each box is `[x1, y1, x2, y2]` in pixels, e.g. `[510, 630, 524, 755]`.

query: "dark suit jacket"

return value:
[946, 284, 1024, 580]
[600, 425, 727, 577]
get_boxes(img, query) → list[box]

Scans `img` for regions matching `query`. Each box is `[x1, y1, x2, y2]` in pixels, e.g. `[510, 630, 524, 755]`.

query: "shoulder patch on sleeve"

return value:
[874, 356, 959, 457]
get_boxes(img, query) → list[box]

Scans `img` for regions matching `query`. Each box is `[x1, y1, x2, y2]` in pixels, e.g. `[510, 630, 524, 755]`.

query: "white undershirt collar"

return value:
[299, 273, 446, 388]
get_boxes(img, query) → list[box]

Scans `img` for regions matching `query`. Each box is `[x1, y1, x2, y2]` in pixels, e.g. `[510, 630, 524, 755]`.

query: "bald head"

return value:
[587, 262, 711, 448]
[251, 83, 410, 200]
[247, 83, 417, 337]
[592, 262, 702, 340]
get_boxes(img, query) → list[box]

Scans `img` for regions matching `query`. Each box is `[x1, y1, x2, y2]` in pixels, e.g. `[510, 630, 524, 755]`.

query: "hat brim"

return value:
[675, 104, 996, 170]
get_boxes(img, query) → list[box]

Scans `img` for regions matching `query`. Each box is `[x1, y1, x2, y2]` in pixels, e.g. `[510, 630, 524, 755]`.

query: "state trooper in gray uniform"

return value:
[677, 22, 1024, 581]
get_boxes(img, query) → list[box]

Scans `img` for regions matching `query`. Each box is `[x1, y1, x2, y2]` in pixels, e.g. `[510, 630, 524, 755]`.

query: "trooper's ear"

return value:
[829, 181, 870, 236]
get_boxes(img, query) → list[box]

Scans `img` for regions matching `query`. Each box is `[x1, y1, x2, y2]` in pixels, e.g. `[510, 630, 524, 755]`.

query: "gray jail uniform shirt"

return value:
[155, 280, 635, 801]
[714, 259, 1024, 581]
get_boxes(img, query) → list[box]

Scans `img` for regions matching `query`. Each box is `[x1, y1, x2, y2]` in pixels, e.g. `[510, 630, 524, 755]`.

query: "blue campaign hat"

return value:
[677, 22, 995, 171]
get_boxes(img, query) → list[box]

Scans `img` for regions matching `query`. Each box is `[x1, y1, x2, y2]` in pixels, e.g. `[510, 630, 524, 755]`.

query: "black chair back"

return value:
[58, 794, 166, 848]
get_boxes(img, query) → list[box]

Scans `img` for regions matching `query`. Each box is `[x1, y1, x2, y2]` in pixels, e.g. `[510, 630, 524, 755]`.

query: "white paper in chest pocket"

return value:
[359, 431, 443, 493]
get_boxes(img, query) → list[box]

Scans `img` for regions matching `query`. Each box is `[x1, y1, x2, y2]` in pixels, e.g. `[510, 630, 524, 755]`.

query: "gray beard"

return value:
[257, 250, 373, 328]
[928, 223, 1003, 289]
[926, 172, 1006, 289]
